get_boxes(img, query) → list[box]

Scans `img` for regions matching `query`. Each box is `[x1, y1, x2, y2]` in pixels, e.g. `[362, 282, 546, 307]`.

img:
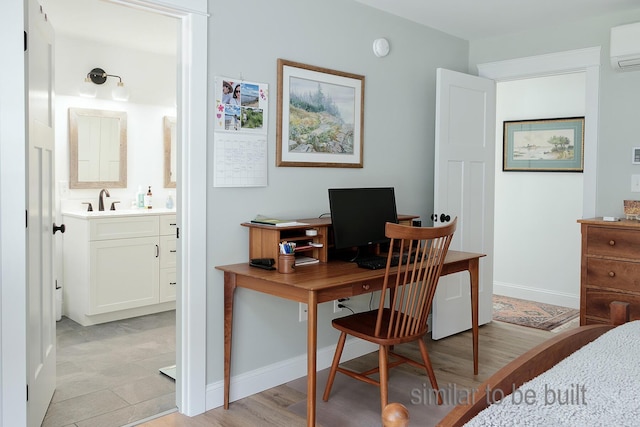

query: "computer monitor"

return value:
[328, 187, 398, 258]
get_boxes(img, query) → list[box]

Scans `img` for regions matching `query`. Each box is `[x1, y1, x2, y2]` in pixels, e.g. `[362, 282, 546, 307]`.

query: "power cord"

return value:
[337, 303, 355, 314]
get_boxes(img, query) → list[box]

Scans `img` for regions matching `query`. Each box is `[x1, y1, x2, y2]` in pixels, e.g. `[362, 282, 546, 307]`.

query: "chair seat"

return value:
[332, 308, 427, 346]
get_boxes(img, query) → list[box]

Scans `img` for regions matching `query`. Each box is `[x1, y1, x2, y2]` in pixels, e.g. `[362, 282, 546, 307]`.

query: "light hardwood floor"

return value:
[139, 320, 559, 427]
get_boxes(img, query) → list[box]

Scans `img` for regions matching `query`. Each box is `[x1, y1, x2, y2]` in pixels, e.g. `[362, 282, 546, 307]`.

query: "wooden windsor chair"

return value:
[322, 218, 458, 412]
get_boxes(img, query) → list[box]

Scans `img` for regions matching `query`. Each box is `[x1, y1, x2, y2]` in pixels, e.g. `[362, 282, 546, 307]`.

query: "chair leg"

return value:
[323, 332, 347, 401]
[379, 345, 389, 411]
[418, 338, 442, 405]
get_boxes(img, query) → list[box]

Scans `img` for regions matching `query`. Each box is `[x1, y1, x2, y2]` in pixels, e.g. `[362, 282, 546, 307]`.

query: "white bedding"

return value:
[465, 321, 640, 426]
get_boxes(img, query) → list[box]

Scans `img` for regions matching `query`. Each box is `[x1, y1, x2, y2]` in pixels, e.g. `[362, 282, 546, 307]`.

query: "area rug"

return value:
[286, 367, 456, 427]
[493, 294, 579, 331]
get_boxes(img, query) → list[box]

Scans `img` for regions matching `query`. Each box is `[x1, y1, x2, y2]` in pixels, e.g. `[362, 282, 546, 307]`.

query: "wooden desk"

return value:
[216, 250, 485, 427]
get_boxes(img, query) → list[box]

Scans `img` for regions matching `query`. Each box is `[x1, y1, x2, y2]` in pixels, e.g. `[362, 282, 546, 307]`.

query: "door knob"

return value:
[52, 223, 66, 234]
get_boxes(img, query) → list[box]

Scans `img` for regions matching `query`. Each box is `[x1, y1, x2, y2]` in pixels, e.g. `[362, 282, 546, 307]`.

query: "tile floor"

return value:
[44, 310, 177, 427]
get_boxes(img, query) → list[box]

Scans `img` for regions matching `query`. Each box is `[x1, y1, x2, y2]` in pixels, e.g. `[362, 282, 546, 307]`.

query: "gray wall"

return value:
[469, 8, 640, 217]
[206, 0, 468, 382]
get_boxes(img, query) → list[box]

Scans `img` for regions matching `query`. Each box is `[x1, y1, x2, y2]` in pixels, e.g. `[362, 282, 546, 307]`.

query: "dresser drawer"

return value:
[586, 226, 640, 258]
[160, 215, 177, 236]
[159, 268, 177, 302]
[583, 288, 640, 323]
[159, 235, 177, 269]
[586, 258, 640, 292]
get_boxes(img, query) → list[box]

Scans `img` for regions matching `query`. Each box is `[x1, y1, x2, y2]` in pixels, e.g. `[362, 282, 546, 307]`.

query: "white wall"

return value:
[493, 74, 585, 308]
[469, 8, 640, 217]
[53, 35, 177, 211]
[205, 0, 469, 403]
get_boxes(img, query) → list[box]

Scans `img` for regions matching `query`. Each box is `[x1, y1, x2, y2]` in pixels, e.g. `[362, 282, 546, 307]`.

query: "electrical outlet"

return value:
[333, 300, 342, 313]
[59, 180, 69, 198]
[632, 175, 640, 192]
[299, 303, 308, 322]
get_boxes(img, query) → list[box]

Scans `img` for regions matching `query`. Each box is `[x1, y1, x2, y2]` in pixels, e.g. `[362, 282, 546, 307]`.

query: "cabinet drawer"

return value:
[586, 226, 640, 258]
[90, 216, 159, 241]
[351, 277, 385, 296]
[583, 288, 640, 322]
[586, 258, 640, 292]
[159, 235, 177, 269]
[160, 215, 177, 236]
[160, 268, 177, 302]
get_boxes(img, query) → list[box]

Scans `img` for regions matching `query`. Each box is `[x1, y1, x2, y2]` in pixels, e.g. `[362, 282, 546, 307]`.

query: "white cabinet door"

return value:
[89, 236, 160, 314]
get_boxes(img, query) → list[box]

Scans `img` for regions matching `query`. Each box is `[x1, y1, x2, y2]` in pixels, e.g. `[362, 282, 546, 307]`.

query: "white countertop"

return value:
[62, 208, 176, 219]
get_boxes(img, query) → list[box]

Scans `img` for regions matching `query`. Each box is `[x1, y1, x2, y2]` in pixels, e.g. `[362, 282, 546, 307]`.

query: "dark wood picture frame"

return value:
[276, 59, 364, 168]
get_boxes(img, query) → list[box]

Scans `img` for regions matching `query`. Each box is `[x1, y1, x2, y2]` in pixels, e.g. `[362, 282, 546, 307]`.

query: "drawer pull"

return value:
[169, 282, 177, 286]
[170, 223, 176, 226]
[170, 250, 177, 253]
[362, 284, 370, 291]
[609, 240, 616, 246]
[609, 271, 616, 278]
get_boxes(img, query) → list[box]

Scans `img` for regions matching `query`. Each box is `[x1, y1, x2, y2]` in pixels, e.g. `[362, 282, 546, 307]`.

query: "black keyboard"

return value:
[356, 254, 413, 270]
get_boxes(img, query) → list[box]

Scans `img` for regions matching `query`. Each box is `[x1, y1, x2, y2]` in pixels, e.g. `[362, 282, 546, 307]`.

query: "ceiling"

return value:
[354, 0, 640, 40]
[41, 0, 640, 54]
[40, 0, 177, 55]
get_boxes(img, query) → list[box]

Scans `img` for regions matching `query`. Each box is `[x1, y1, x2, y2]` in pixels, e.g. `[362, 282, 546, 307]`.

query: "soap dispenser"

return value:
[144, 186, 153, 209]
[136, 186, 144, 208]
[166, 194, 174, 209]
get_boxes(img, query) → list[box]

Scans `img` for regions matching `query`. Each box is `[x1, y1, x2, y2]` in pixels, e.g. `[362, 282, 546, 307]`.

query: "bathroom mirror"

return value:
[69, 108, 127, 189]
[164, 116, 176, 188]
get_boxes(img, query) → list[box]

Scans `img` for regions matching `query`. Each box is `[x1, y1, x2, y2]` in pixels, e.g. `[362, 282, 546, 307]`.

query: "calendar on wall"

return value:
[213, 76, 269, 187]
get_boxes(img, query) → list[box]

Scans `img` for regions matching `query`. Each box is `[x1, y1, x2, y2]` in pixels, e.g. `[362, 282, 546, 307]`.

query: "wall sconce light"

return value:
[79, 67, 130, 101]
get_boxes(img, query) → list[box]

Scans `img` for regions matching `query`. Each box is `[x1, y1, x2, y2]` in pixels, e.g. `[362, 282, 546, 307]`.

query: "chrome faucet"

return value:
[98, 189, 110, 211]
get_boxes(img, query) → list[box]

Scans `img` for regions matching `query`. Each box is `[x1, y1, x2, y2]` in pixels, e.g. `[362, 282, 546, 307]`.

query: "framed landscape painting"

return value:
[503, 117, 585, 172]
[276, 59, 364, 167]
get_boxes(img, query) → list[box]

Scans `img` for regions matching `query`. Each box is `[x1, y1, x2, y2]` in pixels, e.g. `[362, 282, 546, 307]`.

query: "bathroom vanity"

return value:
[62, 209, 176, 326]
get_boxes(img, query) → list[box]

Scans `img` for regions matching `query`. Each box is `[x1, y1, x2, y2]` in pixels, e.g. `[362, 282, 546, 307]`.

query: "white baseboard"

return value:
[205, 337, 377, 410]
[493, 281, 579, 309]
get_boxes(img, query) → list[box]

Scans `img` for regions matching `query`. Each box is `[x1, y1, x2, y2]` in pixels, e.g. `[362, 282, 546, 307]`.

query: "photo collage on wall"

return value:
[215, 77, 268, 134]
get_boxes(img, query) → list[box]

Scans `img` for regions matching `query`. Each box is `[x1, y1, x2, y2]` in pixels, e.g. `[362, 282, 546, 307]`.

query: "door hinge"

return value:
[176, 227, 180, 239]
[24, 31, 27, 52]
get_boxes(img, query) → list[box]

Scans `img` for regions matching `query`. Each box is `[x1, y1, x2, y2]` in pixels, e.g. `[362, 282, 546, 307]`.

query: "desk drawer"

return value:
[586, 226, 640, 258]
[586, 258, 640, 292]
[351, 277, 385, 296]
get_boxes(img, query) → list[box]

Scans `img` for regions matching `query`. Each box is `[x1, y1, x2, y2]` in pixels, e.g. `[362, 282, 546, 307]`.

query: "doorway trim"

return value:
[477, 46, 601, 219]
[104, 0, 209, 416]
[0, 0, 208, 423]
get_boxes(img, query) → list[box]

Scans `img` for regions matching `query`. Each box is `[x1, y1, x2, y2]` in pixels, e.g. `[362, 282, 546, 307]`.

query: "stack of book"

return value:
[294, 256, 319, 266]
[251, 215, 308, 227]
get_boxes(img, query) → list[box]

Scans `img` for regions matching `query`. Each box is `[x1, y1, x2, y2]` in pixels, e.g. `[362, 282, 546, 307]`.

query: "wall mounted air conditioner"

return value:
[610, 22, 640, 71]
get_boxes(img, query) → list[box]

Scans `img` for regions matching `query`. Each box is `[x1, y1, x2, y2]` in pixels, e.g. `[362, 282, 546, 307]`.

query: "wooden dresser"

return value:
[578, 218, 640, 325]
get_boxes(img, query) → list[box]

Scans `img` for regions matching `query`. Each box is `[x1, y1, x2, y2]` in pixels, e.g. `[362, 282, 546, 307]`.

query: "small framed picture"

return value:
[633, 147, 640, 164]
[503, 117, 585, 172]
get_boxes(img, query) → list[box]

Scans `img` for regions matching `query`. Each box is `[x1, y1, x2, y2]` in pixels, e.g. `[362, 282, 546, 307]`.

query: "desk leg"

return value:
[307, 292, 318, 427]
[469, 258, 479, 375]
[223, 272, 237, 409]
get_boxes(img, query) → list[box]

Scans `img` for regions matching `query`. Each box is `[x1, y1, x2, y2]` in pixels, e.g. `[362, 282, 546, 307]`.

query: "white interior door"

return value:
[27, 0, 57, 425]
[432, 68, 495, 340]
